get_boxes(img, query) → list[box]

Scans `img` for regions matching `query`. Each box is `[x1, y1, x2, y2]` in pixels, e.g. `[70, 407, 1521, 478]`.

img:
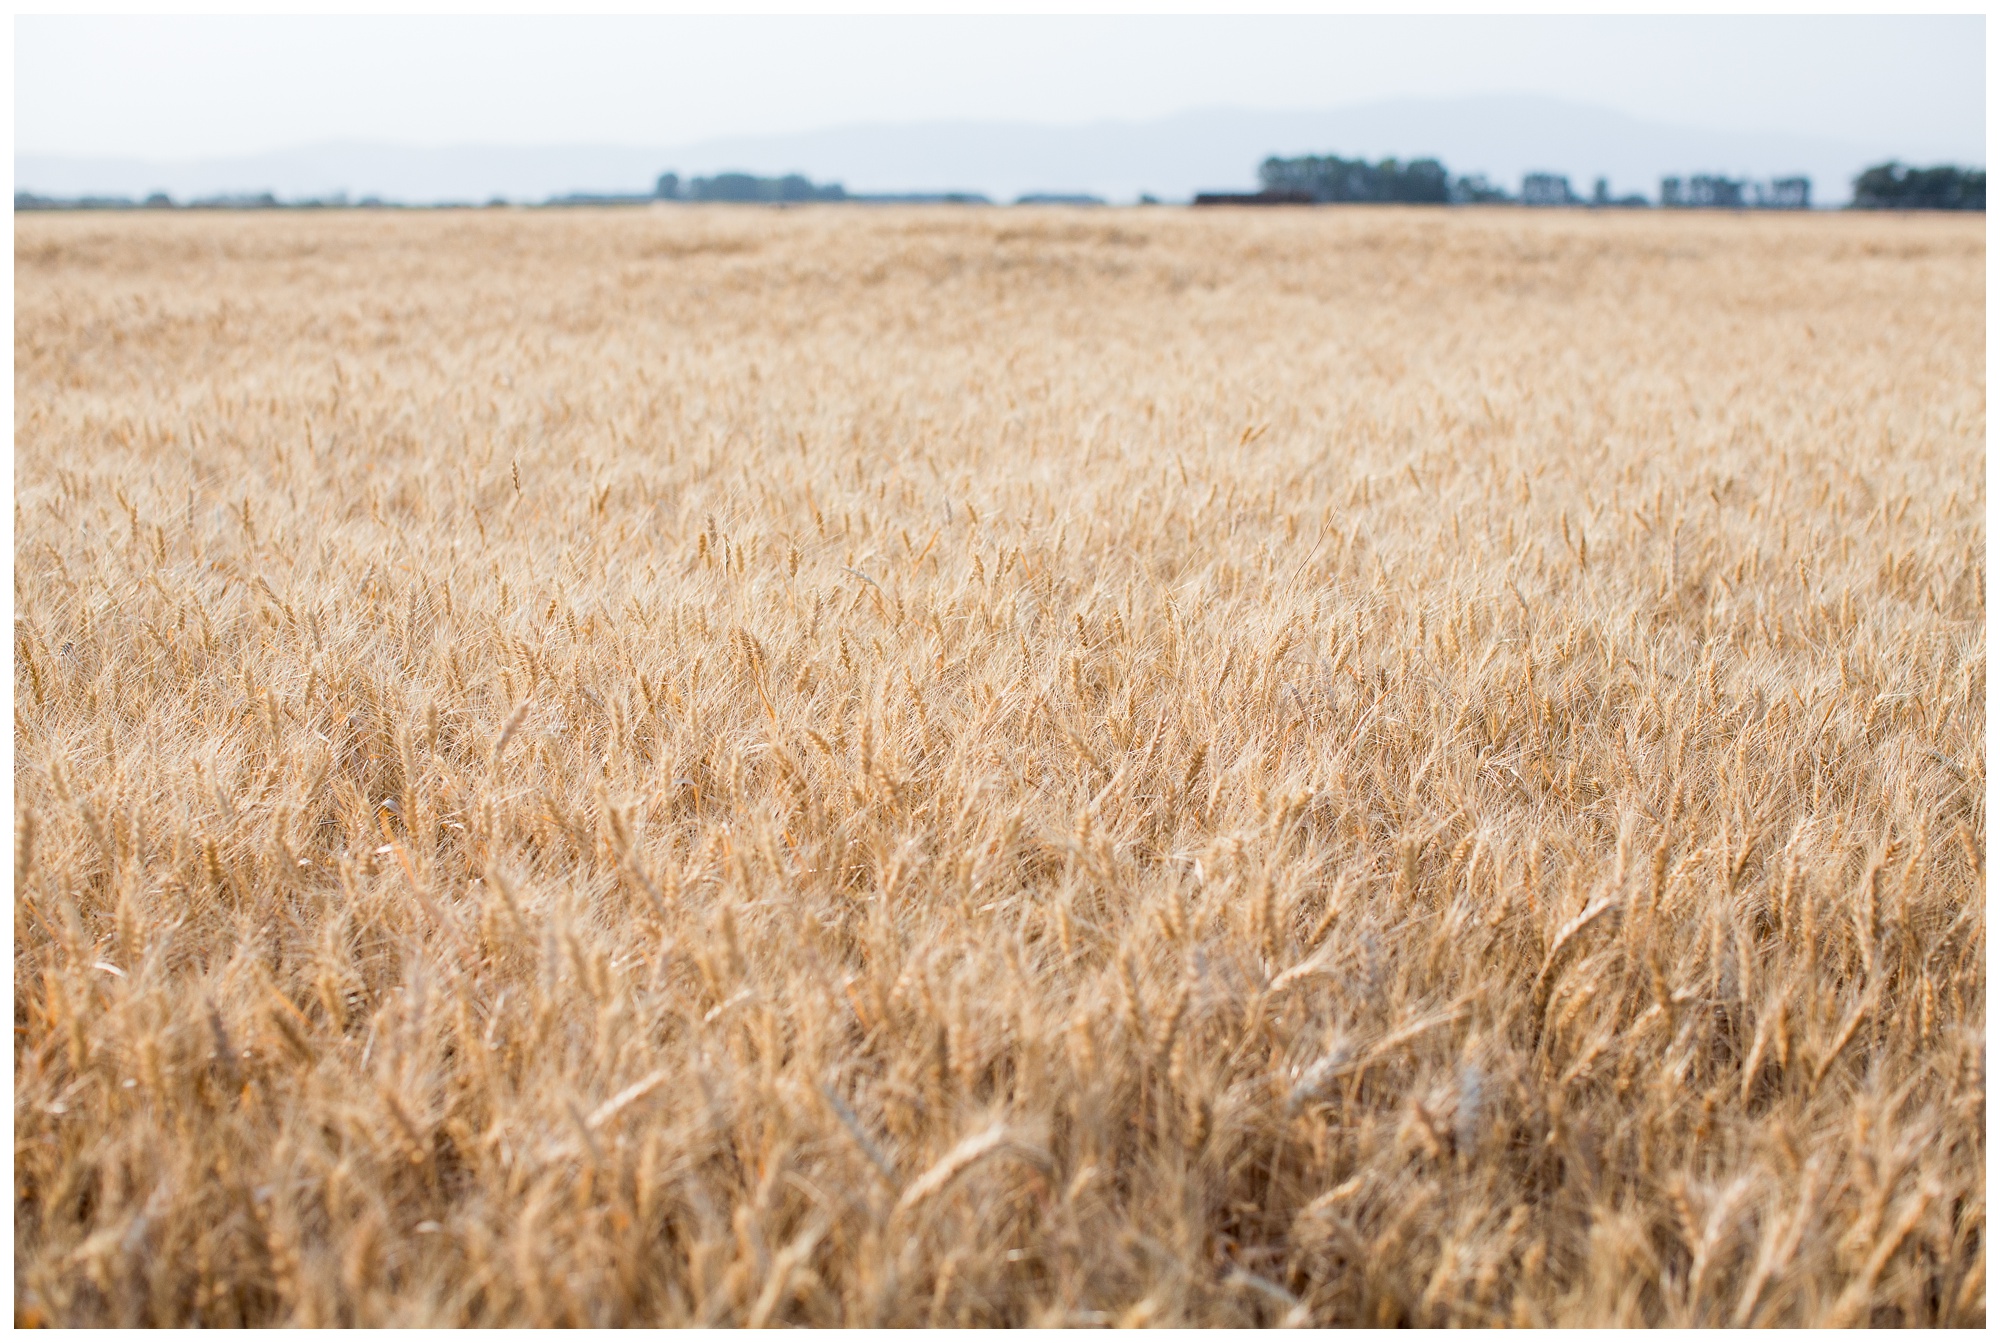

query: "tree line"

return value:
[653, 172, 846, 203]
[1252, 155, 1509, 205]
[12, 160, 1985, 212]
[1231, 154, 1983, 210]
[1850, 163, 1984, 211]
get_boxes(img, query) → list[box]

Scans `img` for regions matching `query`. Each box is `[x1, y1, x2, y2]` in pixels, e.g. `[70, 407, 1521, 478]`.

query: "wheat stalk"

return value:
[12, 202, 1979, 1328]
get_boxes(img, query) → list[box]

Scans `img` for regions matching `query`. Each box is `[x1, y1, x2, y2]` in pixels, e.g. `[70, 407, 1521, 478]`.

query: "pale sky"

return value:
[16, 15, 1986, 163]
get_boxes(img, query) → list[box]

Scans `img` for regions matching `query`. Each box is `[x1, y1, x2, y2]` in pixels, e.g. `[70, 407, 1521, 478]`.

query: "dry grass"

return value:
[13, 204, 1984, 1326]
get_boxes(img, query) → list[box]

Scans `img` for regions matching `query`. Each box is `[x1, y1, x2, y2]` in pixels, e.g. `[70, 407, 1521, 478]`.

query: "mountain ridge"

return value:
[17, 95, 1916, 205]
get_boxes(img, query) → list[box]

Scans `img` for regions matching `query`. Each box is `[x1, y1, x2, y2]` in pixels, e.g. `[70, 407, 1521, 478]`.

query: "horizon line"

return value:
[17, 91, 1905, 166]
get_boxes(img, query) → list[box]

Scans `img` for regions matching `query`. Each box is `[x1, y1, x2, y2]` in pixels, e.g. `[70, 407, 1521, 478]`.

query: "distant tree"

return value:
[776, 173, 847, 202]
[1396, 159, 1450, 203]
[1259, 154, 1450, 204]
[1689, 176, 1745, 208]
[1662, 176, 1751, 209]
[1757, 177, 1810, 210]
[655, 173, 681, 200]
[193, 193, 279, 210]
[1449, 174, 1511, 205]
[1520, 173, 1576, 206]
[848, 191, 992, 205]
[1851, 162, 1984, 211]
[690, 173, 758, 202]
[687, 172, 845, 203]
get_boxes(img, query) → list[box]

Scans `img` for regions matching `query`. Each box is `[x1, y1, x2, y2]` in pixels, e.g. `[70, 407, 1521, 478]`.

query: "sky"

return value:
[15, 15, 1987, 165]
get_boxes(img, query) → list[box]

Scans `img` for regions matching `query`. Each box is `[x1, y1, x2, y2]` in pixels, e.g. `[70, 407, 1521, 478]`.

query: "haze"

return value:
[17, 15, 1985, 165]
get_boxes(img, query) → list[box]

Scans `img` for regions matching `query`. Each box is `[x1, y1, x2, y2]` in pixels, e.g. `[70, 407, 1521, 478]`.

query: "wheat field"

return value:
[13, 205, 1984, 1327]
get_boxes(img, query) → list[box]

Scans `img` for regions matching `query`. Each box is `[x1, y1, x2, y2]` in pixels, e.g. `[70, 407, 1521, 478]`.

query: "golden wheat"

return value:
[14, 204, 1983, 1325]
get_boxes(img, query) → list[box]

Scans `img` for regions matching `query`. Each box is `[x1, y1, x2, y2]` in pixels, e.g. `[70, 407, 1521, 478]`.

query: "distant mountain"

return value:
[17, 95, 1917, 206]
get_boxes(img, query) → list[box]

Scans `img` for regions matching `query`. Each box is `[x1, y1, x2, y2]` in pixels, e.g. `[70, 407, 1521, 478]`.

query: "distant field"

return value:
[14, 206, 1983, 1326]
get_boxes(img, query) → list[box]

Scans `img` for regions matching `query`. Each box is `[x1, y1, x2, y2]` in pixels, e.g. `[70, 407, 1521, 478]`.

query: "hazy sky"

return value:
[17, 15, 1986, 162]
